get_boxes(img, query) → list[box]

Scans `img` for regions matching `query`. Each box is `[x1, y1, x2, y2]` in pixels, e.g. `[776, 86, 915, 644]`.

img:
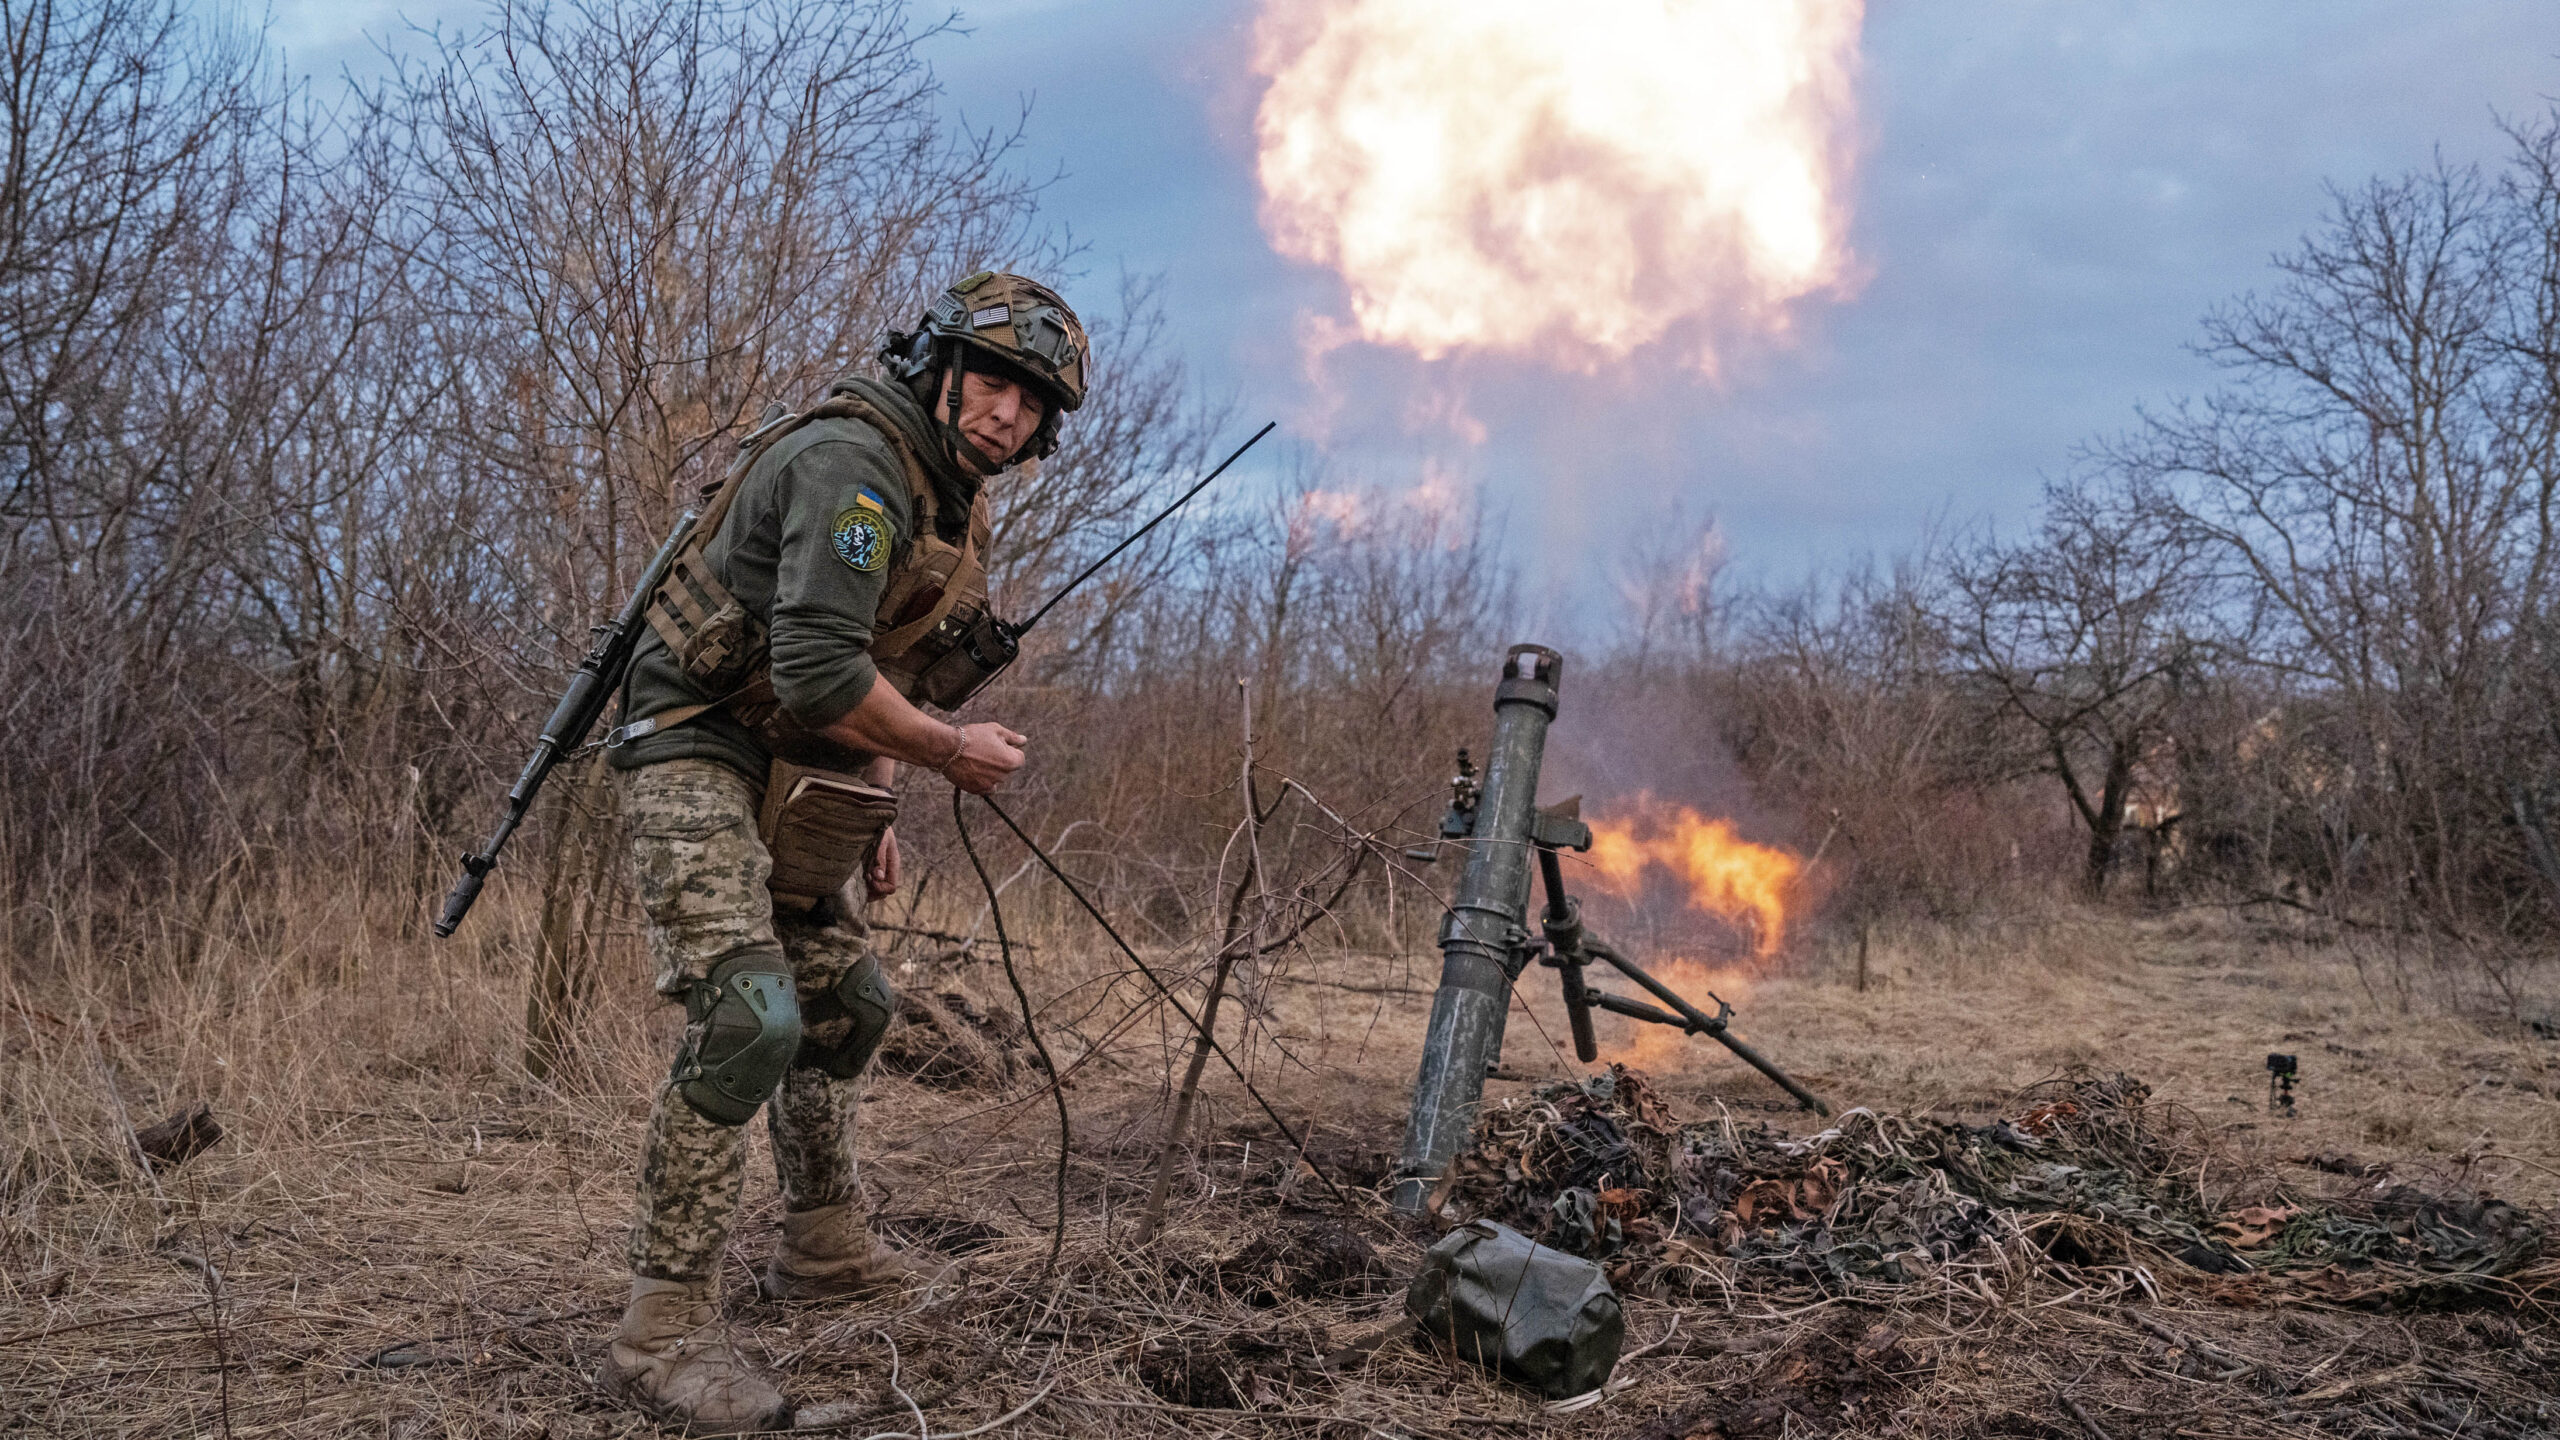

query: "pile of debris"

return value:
[875, 986, 1026, 1088]
[1429, 1066, 2549, 1307]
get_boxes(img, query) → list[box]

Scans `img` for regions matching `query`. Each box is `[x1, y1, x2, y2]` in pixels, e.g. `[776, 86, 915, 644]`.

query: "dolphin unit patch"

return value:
[832, 499, 892, 572]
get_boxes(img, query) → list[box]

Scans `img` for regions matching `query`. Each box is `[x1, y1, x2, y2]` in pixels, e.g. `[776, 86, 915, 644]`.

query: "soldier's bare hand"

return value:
[866, 825, 901, 900]
[943, 723, 1027, 794]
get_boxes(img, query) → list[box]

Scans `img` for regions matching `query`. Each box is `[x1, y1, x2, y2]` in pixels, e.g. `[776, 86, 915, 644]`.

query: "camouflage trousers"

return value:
[621, 757, 878, 1283]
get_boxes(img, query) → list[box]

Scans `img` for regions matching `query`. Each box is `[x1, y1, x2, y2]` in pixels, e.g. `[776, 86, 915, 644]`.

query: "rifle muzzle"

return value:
[433, 855, 494, 938]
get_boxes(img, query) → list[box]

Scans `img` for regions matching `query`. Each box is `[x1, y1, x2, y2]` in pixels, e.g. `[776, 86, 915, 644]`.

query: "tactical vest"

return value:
[628, 393, 990, 913]
[635, 392, 992, 738]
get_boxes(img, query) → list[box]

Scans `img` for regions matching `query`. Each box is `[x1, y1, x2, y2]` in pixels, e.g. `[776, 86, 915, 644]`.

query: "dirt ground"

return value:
[3, 902, 2556, 1438]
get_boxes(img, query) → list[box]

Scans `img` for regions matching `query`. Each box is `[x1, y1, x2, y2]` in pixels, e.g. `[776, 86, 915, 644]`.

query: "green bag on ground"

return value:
[1405, 1220, 1624, 1399]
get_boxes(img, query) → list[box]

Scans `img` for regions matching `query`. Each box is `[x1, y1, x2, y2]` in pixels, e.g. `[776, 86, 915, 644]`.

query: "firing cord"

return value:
[968, 792, 1349, 1206]
[951, 789, 1071, 1282]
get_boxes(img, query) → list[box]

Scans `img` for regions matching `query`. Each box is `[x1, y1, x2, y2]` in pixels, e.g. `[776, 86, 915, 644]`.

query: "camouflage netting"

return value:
[1429, 1067, 2550, 1309]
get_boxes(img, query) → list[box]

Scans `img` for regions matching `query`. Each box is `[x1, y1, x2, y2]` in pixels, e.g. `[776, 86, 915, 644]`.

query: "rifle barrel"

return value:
[431, 510, 697, 939]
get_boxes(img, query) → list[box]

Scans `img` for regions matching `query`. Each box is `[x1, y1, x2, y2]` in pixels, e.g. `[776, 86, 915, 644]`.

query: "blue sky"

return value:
[274, 1, 2560, 597]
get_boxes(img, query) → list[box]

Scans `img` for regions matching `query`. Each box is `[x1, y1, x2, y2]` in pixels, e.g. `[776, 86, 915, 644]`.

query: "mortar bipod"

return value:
[1527, 802, 1831, 1117]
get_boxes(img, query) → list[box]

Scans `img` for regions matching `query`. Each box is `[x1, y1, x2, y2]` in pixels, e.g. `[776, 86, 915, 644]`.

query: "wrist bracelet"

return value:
[933, 726, 967, 773]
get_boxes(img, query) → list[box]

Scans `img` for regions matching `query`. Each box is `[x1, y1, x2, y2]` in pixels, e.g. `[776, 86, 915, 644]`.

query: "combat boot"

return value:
[759, 1202, 943, 1301]
[596, 1275, 792, 1435]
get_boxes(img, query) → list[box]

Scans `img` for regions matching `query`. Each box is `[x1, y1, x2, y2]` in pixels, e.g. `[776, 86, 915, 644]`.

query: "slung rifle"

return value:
[432, 416, 1275, 937]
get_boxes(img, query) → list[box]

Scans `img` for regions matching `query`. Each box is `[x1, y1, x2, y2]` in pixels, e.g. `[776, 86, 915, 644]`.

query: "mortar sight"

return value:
[1437, 747, 1481, 841]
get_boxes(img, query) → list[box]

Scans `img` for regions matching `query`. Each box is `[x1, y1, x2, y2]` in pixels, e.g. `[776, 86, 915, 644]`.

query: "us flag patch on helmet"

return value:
[969, 304, 1010, 329]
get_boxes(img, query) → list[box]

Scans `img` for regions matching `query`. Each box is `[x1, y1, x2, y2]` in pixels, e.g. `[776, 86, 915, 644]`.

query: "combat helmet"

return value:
[881, 271, 1087, 468]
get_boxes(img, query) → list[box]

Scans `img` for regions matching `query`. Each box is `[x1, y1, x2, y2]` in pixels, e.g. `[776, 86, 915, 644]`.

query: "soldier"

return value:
[595, 273, 1085, 1432]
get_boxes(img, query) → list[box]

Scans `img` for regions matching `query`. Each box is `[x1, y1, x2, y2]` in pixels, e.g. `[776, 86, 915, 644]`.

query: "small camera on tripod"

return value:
[2265, 1052, 2298, 1117]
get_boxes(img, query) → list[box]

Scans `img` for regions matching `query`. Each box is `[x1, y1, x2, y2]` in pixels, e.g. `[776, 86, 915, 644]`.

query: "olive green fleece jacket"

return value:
[609, 374, 977, 782]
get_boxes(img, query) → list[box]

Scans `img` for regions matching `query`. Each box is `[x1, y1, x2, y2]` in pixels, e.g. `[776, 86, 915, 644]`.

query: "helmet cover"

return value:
[880, 271, 1087, 467]
[918, 271, 1085, 411]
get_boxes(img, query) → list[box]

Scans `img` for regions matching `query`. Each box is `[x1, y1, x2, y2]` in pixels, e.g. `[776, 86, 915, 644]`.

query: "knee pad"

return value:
[673, 954, 801, 1125]
[793, 954, 896, 1080]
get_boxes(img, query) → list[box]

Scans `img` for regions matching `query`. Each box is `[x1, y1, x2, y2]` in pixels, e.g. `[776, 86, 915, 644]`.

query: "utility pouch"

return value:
[905, 606, 1019, 712]
[644, 530, 769, 692]
[871, 483, 998, 712]
[676, 597, 764, 690]
[757, 759, 897, 912]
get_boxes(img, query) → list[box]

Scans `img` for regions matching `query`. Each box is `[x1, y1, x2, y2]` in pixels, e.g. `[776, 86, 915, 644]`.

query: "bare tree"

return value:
[1723, 553, 2045, 920]
[0, 0, 428, 916]
[1944, 479, 2219, 897]
[0, 0, 258, 533]
[2106, 124, 2560, 930]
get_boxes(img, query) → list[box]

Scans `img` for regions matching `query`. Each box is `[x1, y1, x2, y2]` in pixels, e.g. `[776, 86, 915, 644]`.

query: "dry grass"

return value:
[4, 878, 2557, 1438]
[1577, 910, 2560, 1212]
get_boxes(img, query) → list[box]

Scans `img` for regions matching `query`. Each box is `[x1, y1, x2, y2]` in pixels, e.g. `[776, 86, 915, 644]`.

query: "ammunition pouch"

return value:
[646, 547, 768, 693]
[674, 954, 801, 1125]
[758, 758, 898, 913]
[795, 954, 897, 1079]
[870, 481, 997, 711]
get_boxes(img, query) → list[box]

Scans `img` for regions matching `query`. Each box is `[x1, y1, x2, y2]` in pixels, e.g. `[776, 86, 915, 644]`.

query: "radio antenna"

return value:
[1017, 421, 1275, 634]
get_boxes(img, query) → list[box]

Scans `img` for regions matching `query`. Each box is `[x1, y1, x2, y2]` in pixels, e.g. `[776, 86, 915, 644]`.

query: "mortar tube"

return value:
[1391, 644, 1561, 1213]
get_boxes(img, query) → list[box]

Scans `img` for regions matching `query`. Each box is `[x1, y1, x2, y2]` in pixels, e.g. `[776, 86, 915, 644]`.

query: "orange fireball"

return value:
[1253, 0, 1864, 370]
[1584, 796, 1802, 954]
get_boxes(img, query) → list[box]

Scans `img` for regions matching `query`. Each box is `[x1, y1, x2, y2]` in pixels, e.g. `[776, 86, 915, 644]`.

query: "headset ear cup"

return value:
[1029, 409, 1063, 462]
[879, 327, 936, 389]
